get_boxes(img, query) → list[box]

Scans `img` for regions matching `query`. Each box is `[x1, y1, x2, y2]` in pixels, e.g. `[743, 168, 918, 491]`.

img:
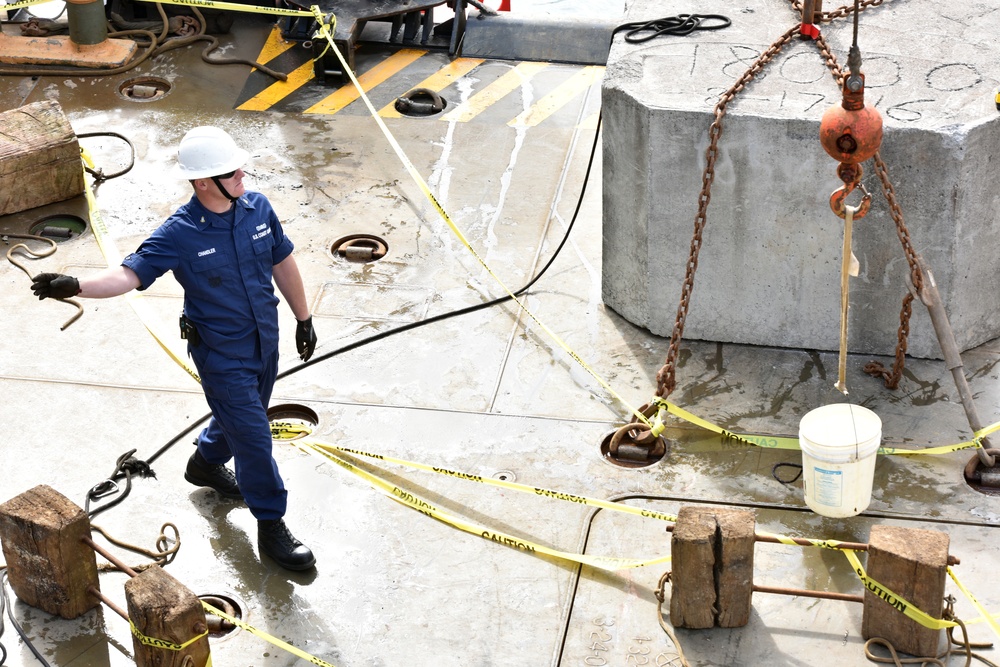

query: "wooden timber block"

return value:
[669, 505, 756, 629]
[125, 565, 211, 667]
[861, 525, 949, 657]
[0, 484, 100, 619]
[0, 100, 84, 216]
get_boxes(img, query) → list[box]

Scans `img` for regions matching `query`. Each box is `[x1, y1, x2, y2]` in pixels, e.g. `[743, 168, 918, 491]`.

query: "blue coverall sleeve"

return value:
[121, 220, 180, 291]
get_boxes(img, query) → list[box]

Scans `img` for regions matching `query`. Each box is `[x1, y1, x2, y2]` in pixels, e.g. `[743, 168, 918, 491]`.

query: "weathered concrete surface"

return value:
[602, 0, 1000, 359]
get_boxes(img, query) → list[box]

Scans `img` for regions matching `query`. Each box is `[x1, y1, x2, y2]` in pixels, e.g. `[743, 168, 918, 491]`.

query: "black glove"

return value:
[296, 316, 317, 362]
[31, 273, 80, 300]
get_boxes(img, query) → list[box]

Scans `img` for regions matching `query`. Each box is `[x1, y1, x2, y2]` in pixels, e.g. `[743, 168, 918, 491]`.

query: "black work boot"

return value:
[184, 450, 243, 500]
[258, 518, 316, 571]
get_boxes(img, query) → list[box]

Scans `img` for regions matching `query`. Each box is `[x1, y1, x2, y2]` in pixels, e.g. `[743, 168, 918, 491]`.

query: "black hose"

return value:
[282, 110, 603, 380]
[93, 111, 605, 502]
[0, 570, 52, 667]
[77, 132, 136, 181]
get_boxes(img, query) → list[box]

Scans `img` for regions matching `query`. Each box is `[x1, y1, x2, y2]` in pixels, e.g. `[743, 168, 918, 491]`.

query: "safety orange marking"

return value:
[509, 66, 604, 127]
[305, 48, 426, 115]
[440, 61, 549, 123]
[379, 57, 485, 118]
[238, 60, 315, 111]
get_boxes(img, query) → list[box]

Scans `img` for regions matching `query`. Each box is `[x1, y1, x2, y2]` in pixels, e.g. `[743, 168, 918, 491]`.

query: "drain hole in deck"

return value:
[268, 404, 319, 441]
[29, 214, 87, 242]
[964, 453, 1000, 497]
[117, 76, 172, 102]
[198, 594, 244, 639]
[331, 234, 388, 263]
[600, 429, 667, 469]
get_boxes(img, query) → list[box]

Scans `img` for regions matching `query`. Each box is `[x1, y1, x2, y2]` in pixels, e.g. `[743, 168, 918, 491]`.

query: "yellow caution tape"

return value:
[135, 0, 312, 17]
[275, 423, 1000, 636]
[201, 601, 339, 667]
[80, 152, 202, 384]
[841, 549, 957, 631]
[129, 620, 208, 651]
[652, 397, 800, 450]
[755, 530, 849, 551]
[270, 423, 676, 523]
[0, 0, 52, 11]
[304, 11, 652, 430]
[948, 567, 1000, 641]
[651, 396, 999, 457]
[294, 437, 672, 570]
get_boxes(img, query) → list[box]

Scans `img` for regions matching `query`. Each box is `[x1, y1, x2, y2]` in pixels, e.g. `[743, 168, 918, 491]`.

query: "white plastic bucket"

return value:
[798, 403, 882, 518]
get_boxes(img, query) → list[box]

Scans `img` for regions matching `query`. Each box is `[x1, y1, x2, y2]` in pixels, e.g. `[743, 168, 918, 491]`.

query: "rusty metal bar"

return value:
[753, 584, 863, 604]
[664, 525, 961, 565]
[752, 532, 871, 552]
[88, 585, 129, 621]
[915, 256, 995, 468]
[81, 535, 140, 578]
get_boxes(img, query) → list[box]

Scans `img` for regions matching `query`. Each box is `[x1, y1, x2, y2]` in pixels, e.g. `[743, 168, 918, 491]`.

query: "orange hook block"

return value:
[819, 73, 883, 165]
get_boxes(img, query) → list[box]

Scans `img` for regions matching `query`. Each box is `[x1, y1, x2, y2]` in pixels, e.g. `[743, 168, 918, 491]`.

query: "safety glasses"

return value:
[215, 170, 237, 180]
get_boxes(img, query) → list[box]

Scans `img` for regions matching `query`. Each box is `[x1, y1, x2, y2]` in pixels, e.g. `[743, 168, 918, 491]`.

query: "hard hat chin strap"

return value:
[211, 176, 238, 202]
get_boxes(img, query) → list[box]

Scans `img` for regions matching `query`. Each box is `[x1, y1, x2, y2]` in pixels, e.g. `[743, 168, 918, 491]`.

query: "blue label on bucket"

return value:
[814, 466, 843, 506]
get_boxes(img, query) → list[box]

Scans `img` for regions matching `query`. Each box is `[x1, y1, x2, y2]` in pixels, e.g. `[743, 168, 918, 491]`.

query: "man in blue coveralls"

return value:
[30, 126, 318, 571]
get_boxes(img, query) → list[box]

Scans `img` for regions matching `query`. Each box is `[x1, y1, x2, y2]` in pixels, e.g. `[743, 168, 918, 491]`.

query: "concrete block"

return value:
[602, 0, 1000, 359]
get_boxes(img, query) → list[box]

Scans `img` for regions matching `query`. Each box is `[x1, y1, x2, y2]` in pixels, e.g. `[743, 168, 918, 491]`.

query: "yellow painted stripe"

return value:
[253, 24, 297, 69]
[237, 59, 315, 111]
[440, 61, 549, 123]
[509, 66, 604, 127]
[579, 110, 601, 130]
[305, 48, 426, 115]
[379, 57, 484, 118]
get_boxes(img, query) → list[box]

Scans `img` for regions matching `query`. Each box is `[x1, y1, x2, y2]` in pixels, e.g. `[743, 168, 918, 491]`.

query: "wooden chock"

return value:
[0, 484, 101, 619]
[125, 565, 211, 667]
[861, 525, 949, 657]
[669, 505, 756, 629]
[0, 100, 86, 216]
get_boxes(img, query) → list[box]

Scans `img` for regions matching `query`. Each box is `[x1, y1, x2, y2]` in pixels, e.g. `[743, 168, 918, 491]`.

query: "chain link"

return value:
[790, 0, 885, 22]
[655, 0, 913, 397]
[656, 25, 799, 397]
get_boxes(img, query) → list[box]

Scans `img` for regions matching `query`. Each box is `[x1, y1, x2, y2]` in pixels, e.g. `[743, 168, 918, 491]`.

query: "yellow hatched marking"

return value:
[509, 66, 604, 127]
[305, 48, 426, 115]
[440, 61, 549, 123]
[237, 60, 315, 111]
[379, 57, 485, 118]
[253, 24, 297, 68]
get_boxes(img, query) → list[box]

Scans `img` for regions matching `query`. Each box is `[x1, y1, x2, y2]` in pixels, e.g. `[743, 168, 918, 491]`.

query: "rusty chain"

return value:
[656, 25, 800, 397]
[655, 0, 915, 398]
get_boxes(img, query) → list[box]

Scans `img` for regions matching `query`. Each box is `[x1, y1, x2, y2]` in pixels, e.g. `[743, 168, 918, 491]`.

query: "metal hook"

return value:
[830, 181, 871, 219]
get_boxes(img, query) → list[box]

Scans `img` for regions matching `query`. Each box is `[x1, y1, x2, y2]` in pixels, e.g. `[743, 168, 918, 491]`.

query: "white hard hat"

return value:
[174, 126, 249, 179]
